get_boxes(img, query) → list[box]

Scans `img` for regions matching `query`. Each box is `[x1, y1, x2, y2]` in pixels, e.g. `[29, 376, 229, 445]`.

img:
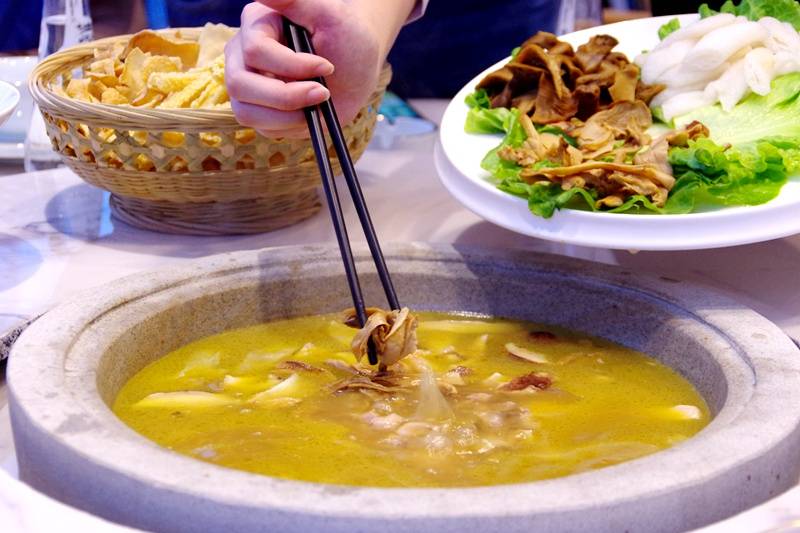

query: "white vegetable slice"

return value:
[505, 342, 549, 364]
[653, 59, 728, 88]
[651, 86, 703, 109]
[414, 361, 453, 421]
[661, 13, 737, 47]
[705, 58, 748, 112]
[744, 47, 776, 96]
[774, 49, 800, 76]
[177, 351, 222, 378]
[660, 405, 703, 420]
[249, 373, 301, 403]
[641, 39, 694, 85]
[134, 391, 238, 408]
[683, 20, 769, 71]
[759, 16, 800, 54]
[661, 90, 716, 120]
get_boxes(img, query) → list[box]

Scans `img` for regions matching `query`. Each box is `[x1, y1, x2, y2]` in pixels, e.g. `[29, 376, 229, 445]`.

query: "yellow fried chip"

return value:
[235, 129, 257, 144]
[88, 79, 108, 100]
[190, 78, 221, 109]
[198, 83, 228, 108]
[161, 131, 186, 147]
[65, 78, 95, 102]
[130, 130, 148, 145]
[133, 89, 166, 108]
[120, 47, 149, 100]
[147, 70, 197, 94]
[87, 57, 116, 77]
[199, 132, 222, 146]
[158, 73, 212, 108]
[97, 127, 116, 142]
[101, 87, 129, 105]
[196, 23, 236, 67]
[86, 57, 118, 85]
[123, 30, 200, 69]
[122, 48, 182, 102]
[134, 153, 156, 171]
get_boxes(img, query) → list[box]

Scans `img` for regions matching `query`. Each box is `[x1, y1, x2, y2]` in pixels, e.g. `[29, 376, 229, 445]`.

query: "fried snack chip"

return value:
[197, 23, 237, 67]
[101, 87, 129, 105]
[123, 30, 200, 69]
[147, 71, 197, 94]
[160, 73, 212, 108]
[119, 47, 149, 100]
[64, 26, 236, 113]
[66, 78, 95, 102]
[85, 57, 118, 85]
[122, 49, 182, 103]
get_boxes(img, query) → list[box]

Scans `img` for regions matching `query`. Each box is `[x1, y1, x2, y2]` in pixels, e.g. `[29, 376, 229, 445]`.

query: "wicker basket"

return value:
[29, 29, 390, 235]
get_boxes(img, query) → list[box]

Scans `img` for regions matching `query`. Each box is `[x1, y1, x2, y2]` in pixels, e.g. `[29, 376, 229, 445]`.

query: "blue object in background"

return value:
[0, 0, 44, 52]
[388, 0, 559, 98]
[146, 0, 249, 28]
[144, 0, 169, 29]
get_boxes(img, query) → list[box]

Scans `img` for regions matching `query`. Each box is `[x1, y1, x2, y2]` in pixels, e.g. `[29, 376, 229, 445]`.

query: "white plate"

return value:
[436, 15, 800, 251]
[0, 56, 38, 160]
[0, 80, 20, 128]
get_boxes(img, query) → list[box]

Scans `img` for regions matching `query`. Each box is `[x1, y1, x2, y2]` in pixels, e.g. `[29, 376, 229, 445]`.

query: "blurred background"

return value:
[0, 0, 727, 168]
[1, 0, 727, 97]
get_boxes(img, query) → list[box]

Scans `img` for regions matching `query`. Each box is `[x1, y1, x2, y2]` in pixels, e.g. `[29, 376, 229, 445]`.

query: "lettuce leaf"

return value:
[699, 0, 800, 29]
[674, 73, 800, 145]
[464, 89, 514, 134]
[470, 73, 800, 218]
[665, 137, 797, 212]
[658, 18, 681, 40]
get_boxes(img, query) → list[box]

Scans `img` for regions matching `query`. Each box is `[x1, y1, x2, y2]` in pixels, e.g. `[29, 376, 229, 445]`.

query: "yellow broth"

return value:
[113, 312, 709, 487]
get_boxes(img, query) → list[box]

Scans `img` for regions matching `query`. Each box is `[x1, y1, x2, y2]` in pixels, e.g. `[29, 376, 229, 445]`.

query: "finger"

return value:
[230, 98, 306, 130]
[255, 0, 341, 32]
[240, 2, 333, 78]
[241, 33, 334, 79]
[257, 126, 309, 139]
[226, 37, 330, 110]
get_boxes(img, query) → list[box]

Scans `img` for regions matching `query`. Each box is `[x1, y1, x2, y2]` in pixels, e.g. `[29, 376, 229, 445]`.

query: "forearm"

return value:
[351, 0, 418, 60]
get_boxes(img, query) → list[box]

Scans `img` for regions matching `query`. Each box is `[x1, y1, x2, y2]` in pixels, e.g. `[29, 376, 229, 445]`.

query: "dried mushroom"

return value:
[477, 32, 664, 123]
[345, 307, 419, 367]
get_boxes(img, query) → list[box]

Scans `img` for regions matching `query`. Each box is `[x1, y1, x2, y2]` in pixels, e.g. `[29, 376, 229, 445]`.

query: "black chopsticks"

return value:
[282, 18, 399, 366]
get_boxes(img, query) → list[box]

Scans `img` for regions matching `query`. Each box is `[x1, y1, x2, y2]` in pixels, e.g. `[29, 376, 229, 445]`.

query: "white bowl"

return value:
[0, 80, 20, 128]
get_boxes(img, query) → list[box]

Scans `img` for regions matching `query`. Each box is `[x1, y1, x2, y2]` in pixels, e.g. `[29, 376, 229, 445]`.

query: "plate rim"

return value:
[436, 14, 800, 250]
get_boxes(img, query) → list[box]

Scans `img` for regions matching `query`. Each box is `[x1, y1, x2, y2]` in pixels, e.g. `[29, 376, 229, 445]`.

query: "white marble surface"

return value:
[1, 99, 800, 531]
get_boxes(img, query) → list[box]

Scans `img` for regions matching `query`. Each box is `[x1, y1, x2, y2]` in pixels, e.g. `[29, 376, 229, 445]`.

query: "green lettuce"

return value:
[658, 18, 681, 40]
[480, 111, 663, 217]
[464, 89, 514, 134]
[669, 73, 800, 211]
[699, 0, 800, 29]
[665, 138, 797, 213]
[674, 73, 800, 145]
[475, 77, 800, 218]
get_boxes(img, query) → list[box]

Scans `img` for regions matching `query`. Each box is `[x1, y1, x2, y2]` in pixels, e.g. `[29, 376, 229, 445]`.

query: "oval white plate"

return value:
[0, 80, 20, 128]
[436, 15, 800, 251]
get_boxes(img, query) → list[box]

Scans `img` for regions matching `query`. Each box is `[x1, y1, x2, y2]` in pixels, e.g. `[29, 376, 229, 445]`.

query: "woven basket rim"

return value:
[29, 27, 392, 130]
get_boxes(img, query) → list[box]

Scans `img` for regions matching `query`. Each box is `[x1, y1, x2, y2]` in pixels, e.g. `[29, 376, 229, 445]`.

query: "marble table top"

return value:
[1, 100, 799, 532]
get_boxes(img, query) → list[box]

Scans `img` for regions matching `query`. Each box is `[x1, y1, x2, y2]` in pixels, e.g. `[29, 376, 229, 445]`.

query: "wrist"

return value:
[352, 0, 417, 61]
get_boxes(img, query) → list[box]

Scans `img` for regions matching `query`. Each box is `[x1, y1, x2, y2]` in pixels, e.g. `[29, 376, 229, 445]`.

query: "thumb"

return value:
[255, 0, 341, 32]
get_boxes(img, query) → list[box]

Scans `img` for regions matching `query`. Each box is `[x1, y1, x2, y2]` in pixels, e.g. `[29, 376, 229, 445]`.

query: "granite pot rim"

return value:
[8, 242, 800, 530]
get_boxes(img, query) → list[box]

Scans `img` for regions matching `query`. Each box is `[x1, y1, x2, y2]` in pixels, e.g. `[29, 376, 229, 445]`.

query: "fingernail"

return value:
[308, 86, 329, 101]
[314, 62, 334, 76]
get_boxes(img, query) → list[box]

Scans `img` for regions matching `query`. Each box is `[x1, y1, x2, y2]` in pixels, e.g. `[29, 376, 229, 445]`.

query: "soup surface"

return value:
[113, 312, 709, 487]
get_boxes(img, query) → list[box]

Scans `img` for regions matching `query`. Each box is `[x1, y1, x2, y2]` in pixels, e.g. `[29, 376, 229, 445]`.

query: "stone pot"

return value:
[8, 243, 800, 533]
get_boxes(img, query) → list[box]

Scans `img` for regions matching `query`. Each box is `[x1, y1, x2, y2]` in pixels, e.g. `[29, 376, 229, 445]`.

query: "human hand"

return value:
[225, 0, 383, 138]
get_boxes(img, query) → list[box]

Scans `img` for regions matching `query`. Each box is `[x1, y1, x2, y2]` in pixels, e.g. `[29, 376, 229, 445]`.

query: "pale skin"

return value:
[225, 0, 417, 137]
